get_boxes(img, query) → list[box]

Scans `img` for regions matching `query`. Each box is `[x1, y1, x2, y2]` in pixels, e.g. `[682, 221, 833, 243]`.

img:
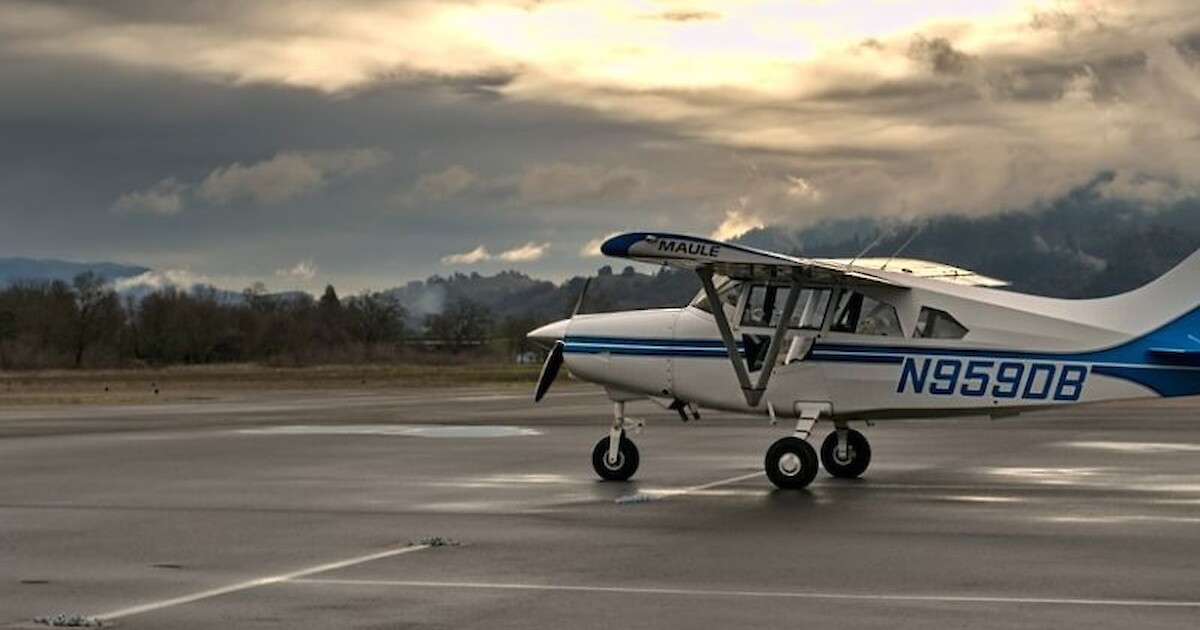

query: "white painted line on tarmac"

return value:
[237, 424, 542, 438]
[93, 544, 430, 621]
[1061, 441, 1200, 454]
[862, 482, 1200, 494]
[451, 391, 600, 400]
[679, 471, 765, 494]
[616, 471, 764, 503]
[291, 578, 1200, 609]
[1045, 514, 1200, 525]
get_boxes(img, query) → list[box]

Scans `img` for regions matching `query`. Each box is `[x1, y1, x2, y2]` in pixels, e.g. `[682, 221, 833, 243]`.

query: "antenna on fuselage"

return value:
[848, 231, 888, 267]
[881, 224, 924, 270]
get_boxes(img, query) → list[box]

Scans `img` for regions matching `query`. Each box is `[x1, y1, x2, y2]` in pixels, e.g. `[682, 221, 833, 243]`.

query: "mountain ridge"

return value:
[0, 257, 151, 287]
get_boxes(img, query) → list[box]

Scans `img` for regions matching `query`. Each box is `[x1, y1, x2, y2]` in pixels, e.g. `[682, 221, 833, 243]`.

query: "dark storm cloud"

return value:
[0, 47, 729, 288]
[908, 36, 971, 76]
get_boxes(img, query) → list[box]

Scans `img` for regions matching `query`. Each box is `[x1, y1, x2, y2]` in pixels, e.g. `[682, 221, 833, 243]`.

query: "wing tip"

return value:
[600, 232, 646, 258]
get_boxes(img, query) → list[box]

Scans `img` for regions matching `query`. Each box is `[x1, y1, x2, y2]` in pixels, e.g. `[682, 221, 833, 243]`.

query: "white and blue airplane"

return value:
[528, 231, 1200, 489]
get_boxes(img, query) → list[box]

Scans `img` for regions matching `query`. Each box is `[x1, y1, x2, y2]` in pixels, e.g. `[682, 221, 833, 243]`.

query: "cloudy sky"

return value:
[2, 0, 1199, 292]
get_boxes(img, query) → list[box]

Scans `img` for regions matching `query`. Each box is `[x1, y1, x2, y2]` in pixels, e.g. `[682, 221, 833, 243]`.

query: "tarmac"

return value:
[1, 386, 1199, 629]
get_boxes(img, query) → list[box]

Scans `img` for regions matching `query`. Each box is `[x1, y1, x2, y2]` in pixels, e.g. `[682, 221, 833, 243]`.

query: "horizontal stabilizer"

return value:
[1147, 347, 1200, 365]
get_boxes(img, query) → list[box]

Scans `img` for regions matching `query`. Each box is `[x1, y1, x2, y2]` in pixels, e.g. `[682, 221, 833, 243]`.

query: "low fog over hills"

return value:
[741, 176, 1200, 299]
[8, 178, 1200, 328]
[393, 181, 1200, 323]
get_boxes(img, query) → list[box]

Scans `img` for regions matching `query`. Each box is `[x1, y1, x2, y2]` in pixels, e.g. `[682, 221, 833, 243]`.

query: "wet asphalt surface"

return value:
[1, 386, 1199, 629]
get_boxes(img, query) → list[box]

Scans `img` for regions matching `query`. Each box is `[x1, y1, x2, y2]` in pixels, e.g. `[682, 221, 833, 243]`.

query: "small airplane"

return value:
[528, 231, 1200, 489]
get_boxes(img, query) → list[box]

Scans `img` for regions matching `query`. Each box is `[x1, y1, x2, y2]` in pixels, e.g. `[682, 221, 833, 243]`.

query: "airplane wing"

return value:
[821, 257, 1009, 287]
[599, 232, 895, 286]
[600, 232, 1008, 288]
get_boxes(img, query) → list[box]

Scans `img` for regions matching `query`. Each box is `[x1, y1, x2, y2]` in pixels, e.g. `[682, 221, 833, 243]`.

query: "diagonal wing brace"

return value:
[697, 267, 802, 408]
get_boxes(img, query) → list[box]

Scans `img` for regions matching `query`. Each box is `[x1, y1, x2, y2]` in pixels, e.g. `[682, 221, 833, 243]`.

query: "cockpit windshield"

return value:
[690, 275, 740, 314]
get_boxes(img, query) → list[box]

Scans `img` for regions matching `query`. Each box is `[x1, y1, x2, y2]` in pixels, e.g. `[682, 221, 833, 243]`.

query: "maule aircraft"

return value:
[528, 231, 1200, 489]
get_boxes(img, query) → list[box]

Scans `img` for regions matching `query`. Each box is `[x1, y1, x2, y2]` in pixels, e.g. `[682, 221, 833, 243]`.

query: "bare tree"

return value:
[426, 298, 492, 351]
[499, 315, 539, 359]
[346, 291, 405, 345]
[71, 271, 120, 366]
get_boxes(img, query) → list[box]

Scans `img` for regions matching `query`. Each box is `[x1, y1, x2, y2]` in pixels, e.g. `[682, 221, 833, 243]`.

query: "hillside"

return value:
[0, 258, 150, 287]
[740, 176, 1200, 299]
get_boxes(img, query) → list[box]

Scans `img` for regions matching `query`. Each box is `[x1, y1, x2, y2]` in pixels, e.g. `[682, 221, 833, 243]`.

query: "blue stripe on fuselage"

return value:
[564, 337, 743, 358]
[562, 305, 1200, 397]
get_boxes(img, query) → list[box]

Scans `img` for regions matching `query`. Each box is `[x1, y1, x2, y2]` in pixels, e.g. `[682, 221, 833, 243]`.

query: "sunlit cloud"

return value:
[0, 1, 1053, 97]
[111, 178, 188, 216]
[711, 209, 764, 241]
[580, 232, 621, 257]
[441, 241, 550, 264]
[276, 259, 317, 281]
[441, 245, 491, 265]
[497, 241, 549, 262]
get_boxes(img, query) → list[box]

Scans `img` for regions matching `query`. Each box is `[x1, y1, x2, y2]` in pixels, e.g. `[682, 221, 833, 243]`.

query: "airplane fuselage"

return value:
[556, 261, 1200, 421]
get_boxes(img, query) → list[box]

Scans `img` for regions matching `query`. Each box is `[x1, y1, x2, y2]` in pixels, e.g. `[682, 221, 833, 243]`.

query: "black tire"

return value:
[764, 437, 819, 489]
[592, 433, 639, 481]
[820, 429, 872, 479]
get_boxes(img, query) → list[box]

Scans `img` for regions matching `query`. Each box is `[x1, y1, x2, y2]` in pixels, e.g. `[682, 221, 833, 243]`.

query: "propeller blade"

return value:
[572, 277, 592, 317]
[534, 341, 565, 402]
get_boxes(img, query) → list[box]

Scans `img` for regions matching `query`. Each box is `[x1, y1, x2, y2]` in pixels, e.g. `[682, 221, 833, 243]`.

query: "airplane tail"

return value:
[1076, 249, 1200, 398]
[1094, 249, 1200, 334]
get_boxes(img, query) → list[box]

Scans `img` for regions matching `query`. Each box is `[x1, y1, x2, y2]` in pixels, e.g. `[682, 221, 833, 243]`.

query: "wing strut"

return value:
[752, 273, 802, 393]
[697, 267, 802, 408]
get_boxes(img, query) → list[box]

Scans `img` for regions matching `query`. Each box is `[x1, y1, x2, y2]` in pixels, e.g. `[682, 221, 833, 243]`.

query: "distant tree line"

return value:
[0, 263, 703, 370]
[0, 273, 509, 369]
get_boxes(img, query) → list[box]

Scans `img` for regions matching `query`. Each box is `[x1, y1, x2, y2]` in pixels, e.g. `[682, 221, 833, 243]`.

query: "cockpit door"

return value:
[735, 284, 833, 369]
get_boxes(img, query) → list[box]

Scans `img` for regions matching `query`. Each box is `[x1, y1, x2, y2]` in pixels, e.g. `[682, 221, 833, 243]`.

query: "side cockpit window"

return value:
[830, 291, 903, 336]
[914, 307, 968, 339]
[739, 285, 831, 330]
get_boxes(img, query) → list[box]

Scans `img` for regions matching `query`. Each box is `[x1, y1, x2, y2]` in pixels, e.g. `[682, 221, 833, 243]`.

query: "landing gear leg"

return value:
[592, 402, 640, 481]
[820, 421, 872, 479]
[764, 417, 819, 490]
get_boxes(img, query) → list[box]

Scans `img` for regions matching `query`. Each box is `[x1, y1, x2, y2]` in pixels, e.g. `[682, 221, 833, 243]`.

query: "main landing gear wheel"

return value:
[592, 432, 640, 481]
[820, 429, 872, 479]
[765, 437, 819, 490]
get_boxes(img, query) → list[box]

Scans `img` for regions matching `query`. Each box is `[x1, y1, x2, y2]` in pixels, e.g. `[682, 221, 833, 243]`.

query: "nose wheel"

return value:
[591, 401, 641, 481]
[764, 437, 819, 489]
[592, 432, 639, 481]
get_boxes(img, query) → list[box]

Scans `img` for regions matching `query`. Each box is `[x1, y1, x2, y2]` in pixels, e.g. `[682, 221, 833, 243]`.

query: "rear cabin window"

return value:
[739, 285, 831, 330]
[830, 291, 903, 336]
[914, 307, 968, 339]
